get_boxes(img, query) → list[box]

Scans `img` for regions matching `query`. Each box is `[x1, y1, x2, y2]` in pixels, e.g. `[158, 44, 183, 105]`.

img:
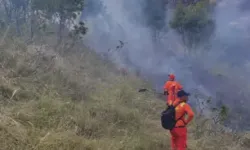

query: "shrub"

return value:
[170, 0, 215, 50]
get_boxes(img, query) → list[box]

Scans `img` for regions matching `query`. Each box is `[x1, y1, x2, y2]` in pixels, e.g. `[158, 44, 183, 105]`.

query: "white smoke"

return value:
[82, 0, 250, 95]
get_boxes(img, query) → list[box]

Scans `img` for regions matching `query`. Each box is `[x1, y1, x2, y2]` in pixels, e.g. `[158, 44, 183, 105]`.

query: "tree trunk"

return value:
[15, 9, 21, 36]
[30, 15, 34, 40]
[58, 16, 65, 44]
[57, 4, 66, 45]
[29, 0, 34, 40]
[2, 0, 12, 24]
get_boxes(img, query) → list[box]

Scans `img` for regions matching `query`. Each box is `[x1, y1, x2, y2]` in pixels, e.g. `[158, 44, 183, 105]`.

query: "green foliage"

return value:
[70, 21, 88, 39]
[0, 0, 87, 42]
[170, 0, 215, 50]
[1, 0, 28, 20]
[32, 0, 86, 42]
[219, 106, 228, 119]
[32, 0, 84, 19]
[194, 90, 229, 125]
[1, 0, 29, 35]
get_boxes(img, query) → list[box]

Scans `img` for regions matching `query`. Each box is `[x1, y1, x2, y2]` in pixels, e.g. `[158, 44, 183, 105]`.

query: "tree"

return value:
[0, 0, 87, 44]
[1, 0, 29, 36]
[142, 0, 168, 42]
[170, 0, 215, 51]
[32, 0, 85, 43]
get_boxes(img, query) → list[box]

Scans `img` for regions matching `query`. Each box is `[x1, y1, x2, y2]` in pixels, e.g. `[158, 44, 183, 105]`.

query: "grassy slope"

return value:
[0, 38, 249, 150]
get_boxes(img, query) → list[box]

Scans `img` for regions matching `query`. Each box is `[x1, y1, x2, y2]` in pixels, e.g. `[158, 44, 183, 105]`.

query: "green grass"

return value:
[0, 37, 249, 150]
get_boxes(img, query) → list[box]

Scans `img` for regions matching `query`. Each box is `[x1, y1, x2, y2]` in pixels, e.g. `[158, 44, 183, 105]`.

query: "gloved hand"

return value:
[183, 120, 187, 125]
[164, 91, 169, 95]
[166, 103, 169, 110]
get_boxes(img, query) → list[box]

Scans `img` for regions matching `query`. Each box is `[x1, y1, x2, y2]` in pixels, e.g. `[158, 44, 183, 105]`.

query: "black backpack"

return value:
[161, 103, 184, 130]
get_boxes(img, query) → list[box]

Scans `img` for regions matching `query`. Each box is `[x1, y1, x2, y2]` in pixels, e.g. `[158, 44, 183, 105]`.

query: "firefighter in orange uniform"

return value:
[163, 74, 183, 106]
[170, 90, 194, 150]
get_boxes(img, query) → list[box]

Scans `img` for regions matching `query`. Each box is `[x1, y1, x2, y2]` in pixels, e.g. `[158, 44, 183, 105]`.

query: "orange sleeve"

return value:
[163, 81, 169, 91]
[177, 82, 183, 90]
[184, 104, 194, 125]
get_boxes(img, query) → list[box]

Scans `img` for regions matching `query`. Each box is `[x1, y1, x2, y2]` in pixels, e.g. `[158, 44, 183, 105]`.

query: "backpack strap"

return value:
[176, 113, 186, 123]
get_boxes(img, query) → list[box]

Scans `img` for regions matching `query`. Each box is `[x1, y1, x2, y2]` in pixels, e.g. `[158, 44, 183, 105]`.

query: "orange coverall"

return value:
[163, 81, 183, 105]
[170, 102, 194, 150]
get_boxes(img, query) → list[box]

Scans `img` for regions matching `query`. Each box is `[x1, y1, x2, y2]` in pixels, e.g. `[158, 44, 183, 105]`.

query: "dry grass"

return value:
[0, 37, 249, 150]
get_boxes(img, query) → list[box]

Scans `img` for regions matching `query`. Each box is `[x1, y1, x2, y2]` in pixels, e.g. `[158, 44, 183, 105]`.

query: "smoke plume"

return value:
[82, 0, 250, 129]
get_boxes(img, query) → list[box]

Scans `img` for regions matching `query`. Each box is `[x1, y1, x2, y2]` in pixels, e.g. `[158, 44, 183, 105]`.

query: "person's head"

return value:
[177, 90, 190, 102]
[168, 74, 175, 81]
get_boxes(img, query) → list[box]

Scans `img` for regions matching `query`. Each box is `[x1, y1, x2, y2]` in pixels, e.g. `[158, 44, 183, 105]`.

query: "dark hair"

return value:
[177, 90, 190, 97]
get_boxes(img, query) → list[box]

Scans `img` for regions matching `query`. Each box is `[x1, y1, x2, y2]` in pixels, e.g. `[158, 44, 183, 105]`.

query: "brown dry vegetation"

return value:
[0, 35, 249, 150]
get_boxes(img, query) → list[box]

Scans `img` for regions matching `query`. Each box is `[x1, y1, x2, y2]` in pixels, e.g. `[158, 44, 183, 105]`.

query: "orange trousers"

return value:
[166, 93, 177, 105]
[170, 127, 187, 150]
[166, 95, 173, 105]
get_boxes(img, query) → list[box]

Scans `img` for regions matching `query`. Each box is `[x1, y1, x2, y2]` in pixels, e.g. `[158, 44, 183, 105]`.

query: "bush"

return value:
[170, 0, 215, 50]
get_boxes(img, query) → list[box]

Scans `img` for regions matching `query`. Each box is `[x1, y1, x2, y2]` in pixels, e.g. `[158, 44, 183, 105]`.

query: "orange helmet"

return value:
[168, 74, 175, 81]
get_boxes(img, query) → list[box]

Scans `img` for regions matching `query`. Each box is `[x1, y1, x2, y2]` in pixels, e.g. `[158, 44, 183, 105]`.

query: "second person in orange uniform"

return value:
[170, 90, 194, 150]
[163, 74, 183, 106]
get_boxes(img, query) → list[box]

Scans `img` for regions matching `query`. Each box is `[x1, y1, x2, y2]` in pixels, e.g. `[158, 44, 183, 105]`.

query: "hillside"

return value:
[0, 36, 248, 150]
[0, 0, 250, 149]
[0, 36, 167, 149]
